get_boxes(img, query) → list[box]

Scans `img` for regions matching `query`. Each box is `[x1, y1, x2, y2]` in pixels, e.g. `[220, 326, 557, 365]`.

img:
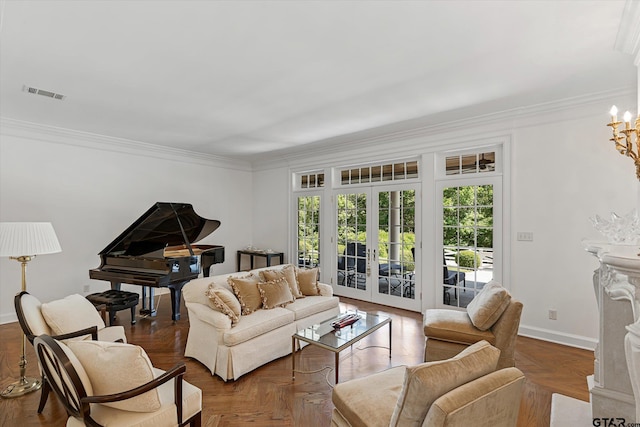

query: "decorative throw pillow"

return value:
[67, 340, 161, 413]
[55, 339, 94, 396]
[466, 280, 511, 331]
[41, 294, 106, 337]
[228, 274, 262, 315]
[205, 285, 241, 325]
[261, 265, 304, 299]
[297, 267, 320, 296]
[389, 340, 500, 426]
[257, 278, 294, 309]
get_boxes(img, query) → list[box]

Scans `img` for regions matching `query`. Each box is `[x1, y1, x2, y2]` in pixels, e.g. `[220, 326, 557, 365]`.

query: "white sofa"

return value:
[182, 264, 340, 381]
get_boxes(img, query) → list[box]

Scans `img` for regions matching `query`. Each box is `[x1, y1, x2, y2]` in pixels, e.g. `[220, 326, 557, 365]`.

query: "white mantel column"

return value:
[586, 243, 637, 422]
[583, 240, 640, 424]
[626, 323, 640, 421]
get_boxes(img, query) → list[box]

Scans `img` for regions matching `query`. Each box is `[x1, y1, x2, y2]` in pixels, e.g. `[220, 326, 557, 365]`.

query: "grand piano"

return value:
[89, 202, 224, 321]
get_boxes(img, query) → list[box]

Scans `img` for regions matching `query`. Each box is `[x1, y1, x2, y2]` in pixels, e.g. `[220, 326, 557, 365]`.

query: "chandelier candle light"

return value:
[0, 222, 62, 398]
[608, 106, 640, 180]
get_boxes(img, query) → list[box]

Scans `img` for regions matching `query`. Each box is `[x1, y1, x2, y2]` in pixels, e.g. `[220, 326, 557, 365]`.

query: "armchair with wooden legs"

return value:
[14, 291, 127, 412]
[34, 335, 202, 427]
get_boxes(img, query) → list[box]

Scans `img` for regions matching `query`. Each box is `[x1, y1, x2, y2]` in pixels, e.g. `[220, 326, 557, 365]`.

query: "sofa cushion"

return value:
[260, 264, 304, 299]
[67, 340, 161, 413]
[208, 273, 236, 293]
[297, 267, 320, 296]
[285, 295, 340, 320]
[389, 340, 500, 426]
[423, 309, 496, 345]
[206, 285, 241, 325]
[228, 274, 262, 315]
[223, 308, 295, 347]
[258, 277, 294, 309]
[183, 278, 217, 306]
[332, 366, 406, 427]
[466, 281, 511, 331]
[41, 294, 106, 337]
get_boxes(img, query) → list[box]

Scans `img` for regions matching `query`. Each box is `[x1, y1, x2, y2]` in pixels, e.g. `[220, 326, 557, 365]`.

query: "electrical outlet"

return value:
[517, 232, 534, 241]
[83, 284, 90, 293]
[548, 309, 557, 320]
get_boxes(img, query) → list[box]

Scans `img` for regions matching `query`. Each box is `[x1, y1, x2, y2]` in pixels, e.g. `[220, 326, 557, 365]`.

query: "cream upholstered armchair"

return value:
[16, 291, 127, 344]
[15, 291, 128, 412]
[423, 281, 522, 370]
[34, 335, 202, 427]
[331, 340, 524, 427]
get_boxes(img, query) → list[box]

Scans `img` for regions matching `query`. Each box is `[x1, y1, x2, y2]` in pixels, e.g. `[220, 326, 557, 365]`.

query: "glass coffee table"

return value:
[292, 311, 391, 384]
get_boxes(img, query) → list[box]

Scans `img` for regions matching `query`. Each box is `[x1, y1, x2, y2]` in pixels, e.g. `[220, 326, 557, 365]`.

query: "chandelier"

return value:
[607, 106, 640, 180]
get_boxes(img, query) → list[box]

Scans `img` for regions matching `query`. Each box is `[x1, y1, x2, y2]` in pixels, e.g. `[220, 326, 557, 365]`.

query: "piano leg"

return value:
[167, 283, 185, 321]
[140, 287, 157, 317]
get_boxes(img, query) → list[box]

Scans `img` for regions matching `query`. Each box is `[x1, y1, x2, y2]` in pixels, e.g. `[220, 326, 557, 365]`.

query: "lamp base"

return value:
[0, 376, 42, 398]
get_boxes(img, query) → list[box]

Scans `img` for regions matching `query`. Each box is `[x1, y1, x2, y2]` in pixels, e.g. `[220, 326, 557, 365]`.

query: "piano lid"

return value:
[99, 202, 221, 257]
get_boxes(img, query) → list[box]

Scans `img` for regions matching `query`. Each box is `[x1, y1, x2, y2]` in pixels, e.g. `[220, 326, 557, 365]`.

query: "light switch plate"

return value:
[517, 232, 534, 241]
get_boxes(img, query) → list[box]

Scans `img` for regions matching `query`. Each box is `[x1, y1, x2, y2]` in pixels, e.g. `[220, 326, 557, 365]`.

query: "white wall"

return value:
[0, 122, 253, 323]
[251, 167, 290, 266]
[252, 93, 637, 349]
[511, 110, 636, 347]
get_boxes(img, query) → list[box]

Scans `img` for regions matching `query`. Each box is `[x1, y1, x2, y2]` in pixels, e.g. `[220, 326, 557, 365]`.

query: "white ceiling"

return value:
[0, 1, 637, 161]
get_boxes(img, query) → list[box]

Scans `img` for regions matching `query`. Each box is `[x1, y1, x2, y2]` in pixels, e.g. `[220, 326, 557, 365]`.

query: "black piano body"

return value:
[89, 202, 224, 320]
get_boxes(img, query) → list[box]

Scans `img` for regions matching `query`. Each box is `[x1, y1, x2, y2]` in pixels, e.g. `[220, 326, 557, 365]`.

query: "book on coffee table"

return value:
[331, 313, 361, 329]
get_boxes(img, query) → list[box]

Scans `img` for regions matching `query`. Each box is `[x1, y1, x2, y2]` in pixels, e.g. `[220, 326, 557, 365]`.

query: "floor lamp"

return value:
[0, 222, 61, 398]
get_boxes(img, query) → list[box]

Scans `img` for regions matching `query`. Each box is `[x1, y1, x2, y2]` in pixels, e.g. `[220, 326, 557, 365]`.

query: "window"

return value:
[299, 172, 324, 189]
[297, 195, 320, 268]
[446, 152, 495, 175]
[442, 183, 495, 308]
[339, 160, 418, 185]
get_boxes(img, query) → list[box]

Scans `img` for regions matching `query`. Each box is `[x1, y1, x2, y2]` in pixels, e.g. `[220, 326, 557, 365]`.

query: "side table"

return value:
[237, 250, 284, 271]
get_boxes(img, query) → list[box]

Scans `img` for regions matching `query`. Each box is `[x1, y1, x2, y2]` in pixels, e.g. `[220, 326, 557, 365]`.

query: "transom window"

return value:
[340, 160, 418, 185]
[446, 152, 495, 175]
[298, 172, 325, 189]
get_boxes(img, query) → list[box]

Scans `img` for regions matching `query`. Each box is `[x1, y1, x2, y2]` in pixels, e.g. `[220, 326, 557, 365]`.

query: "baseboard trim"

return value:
[1, 314, 598, 351]
[1, 313, 17, 325]
[519, 324, 597, 351]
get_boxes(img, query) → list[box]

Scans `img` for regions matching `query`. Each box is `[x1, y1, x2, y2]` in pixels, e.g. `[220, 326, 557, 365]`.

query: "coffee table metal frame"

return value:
[291, 312, 391, 384]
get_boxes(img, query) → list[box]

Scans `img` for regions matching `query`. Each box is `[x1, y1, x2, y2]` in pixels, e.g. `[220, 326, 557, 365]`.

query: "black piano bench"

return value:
[86, 290, 140, 326]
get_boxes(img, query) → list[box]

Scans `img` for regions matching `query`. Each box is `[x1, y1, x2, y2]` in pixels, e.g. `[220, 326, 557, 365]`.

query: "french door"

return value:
[436, 176, 501, 309]
[334, 184, 420, 311]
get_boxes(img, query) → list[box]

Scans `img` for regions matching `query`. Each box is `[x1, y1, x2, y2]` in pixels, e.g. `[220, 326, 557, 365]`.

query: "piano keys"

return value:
[89, 202, 224, 320]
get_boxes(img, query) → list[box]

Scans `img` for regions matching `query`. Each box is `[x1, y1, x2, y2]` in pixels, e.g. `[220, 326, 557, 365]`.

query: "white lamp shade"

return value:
[0, 222, 62, 257]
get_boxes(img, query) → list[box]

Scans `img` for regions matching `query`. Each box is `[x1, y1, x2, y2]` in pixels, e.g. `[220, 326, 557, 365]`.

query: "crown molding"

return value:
[2, 86, 635, 174]
[0, 117, 253, 172]
[250, 87, 637, 171]
[615, 0, 640, 65]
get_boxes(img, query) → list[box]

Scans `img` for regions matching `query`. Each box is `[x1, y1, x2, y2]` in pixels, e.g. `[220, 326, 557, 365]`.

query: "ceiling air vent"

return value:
[22, 85, 66, 100]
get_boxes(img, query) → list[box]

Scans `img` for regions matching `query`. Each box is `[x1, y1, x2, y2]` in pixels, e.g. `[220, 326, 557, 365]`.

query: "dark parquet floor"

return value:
[0, 295, 593, 426]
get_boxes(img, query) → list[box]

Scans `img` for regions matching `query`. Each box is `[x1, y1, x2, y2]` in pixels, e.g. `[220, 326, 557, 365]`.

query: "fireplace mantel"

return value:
[584, 241, 640, 422]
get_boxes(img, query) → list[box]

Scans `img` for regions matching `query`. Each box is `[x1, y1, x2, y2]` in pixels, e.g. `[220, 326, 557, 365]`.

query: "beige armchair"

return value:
[423, 281, 522, 370]
[34, 335, 202, 427]
[15, 291, 128, 412]
[331, 340, 524, 427]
